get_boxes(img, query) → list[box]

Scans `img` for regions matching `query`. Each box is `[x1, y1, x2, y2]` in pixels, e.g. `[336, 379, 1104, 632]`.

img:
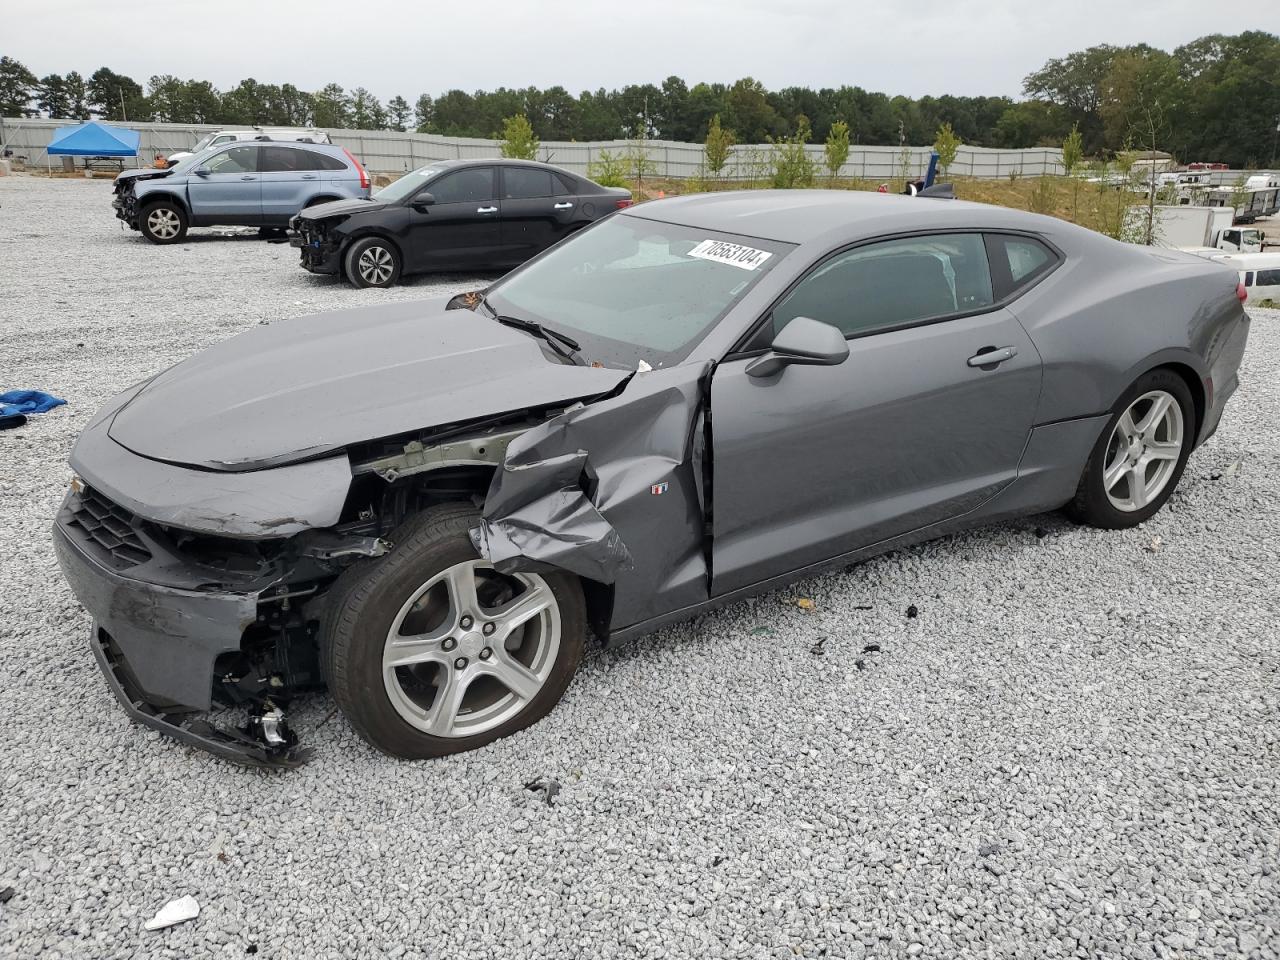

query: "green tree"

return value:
[349, 87, 383, 128]
[385, 95, 411, 132]
[413, 93, 434, 132]
[704, 114, 735, 179]
[933, 121, 961, 176]
[769, 114, 815, 188]
[1022, 44, 1122, 151]
[1062, 122, 1085, 221]
[725, 77, 780, 142]
[0, 56, 37, 116]
[312, 83, 351, 128]
[499, 113, 539, 160]
[87, 67, 145, 120]
[824, 119, 850, 182]
[63, 71, 90, 119]
[37, 74, 70, 118]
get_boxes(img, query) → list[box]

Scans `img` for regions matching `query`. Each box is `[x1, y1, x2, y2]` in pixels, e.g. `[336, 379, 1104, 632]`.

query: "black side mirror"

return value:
[193, 167, 209, 177]
[411, 192, 436, 211]
[746, 316, 850, 379]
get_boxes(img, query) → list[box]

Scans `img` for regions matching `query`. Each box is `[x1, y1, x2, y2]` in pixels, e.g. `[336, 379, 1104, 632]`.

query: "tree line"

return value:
[1, 31, 1276, 166]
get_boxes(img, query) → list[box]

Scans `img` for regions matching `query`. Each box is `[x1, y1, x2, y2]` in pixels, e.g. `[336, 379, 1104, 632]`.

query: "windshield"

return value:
[376, 165, 443, 204]
[189, 134, 215, 154]
[485, 215, 792, 368]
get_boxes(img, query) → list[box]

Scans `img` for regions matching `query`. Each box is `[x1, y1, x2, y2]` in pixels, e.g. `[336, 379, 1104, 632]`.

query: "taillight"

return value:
[615, 198, 633, 209]
[344, 148, 370, 190]
[1237, 282, 1248, 302]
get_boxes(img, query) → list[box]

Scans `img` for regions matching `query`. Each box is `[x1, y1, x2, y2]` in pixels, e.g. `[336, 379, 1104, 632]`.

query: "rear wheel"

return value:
[344, 236, 401, 288]
[321, 506, 586, 758]
[139, 201, 188, 244]
[1067, 369, 1195, 528]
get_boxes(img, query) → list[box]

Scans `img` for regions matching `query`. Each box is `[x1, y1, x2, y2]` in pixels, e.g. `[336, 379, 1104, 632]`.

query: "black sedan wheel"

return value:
[321, 505, 587, 759]
[1067, 368, 1195, 529]
[139, 201, 188, 244]
[344, 237, 402, 288]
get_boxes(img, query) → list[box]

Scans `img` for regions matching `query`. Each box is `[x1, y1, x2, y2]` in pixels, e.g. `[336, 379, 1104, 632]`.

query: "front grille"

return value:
[66, 487, 153, 570]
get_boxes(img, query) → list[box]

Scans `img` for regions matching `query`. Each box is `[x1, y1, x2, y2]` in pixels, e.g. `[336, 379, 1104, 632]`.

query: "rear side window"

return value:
[314, 151, 347, 171]
[429, 167, 495, 203]
[1258, 269, 1280, 285]
[262, 147, 322, 172]
[555, 172, 580, 196]
[986, 234, 1059, 299]
[772, 233, 993, 338]
[504, 167, 553, 199]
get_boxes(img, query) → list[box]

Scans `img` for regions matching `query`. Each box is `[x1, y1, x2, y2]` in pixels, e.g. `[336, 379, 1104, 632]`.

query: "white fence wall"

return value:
[1, 116, 1066, 180]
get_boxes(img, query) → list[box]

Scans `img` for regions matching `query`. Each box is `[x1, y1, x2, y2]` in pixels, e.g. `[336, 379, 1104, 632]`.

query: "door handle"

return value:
[301, 174, 317, 180]
[240, 175, 256, 181]
[553, 202, 573, 210]
[477, 206, 498, 214]
[967, 346, 1017, 367]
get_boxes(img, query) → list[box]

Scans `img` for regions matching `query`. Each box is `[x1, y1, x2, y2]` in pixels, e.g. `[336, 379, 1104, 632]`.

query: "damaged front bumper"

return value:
[291, 219, 341, 274]
[52, 483, 360, 769]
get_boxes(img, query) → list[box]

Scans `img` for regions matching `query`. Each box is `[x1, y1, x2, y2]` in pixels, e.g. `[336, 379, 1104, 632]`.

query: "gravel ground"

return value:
[1, 174, 1278, 960]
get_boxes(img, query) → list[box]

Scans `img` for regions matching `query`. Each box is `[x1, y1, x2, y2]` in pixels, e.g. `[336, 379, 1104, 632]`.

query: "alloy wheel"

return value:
[381, 560, 561, 738]
[1102, 389, 1184, 512]
[147, 208, 181, 240]
[357, 246, 395, 285]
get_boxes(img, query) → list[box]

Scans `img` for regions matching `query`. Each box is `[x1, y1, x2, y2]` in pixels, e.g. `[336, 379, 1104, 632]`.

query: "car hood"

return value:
[297, 197, 387, 221]
[106, 299, 631, 471]
[115, 167, 174, 186]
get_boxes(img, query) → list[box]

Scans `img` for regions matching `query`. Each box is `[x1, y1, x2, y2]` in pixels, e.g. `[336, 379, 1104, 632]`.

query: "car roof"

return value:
[622, 189, 1087, 248]
[429, 157, 577, 173]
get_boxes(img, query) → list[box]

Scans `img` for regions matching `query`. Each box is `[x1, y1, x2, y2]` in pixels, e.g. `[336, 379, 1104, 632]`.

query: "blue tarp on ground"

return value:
[46, 121, 140, 157]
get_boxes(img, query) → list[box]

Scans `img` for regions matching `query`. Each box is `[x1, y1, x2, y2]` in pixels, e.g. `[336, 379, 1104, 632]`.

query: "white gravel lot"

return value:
[1, 174, 1278, 960]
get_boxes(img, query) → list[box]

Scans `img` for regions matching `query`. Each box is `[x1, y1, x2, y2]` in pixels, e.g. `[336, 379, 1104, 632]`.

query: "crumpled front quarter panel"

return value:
[474, 364, 712, 630]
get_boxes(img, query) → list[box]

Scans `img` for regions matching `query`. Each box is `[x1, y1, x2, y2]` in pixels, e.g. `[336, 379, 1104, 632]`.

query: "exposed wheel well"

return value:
[139, 193, 189, 216]
[304, 195, 340, 207]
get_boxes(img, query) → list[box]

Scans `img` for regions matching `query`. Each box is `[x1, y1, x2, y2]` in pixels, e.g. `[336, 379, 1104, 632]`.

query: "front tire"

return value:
[139, 201, 188, 244]
[344, 236, 401, 288]
[1066, 369, 1195, 529]
[321, 505, 587, 759]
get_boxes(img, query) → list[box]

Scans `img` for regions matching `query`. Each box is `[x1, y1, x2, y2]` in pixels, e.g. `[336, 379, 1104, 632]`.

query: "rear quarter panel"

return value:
[1007, 232, 1247, 440]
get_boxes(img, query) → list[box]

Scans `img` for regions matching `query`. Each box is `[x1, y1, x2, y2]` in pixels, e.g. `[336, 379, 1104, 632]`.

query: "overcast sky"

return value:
[8, 0, 1278, 101]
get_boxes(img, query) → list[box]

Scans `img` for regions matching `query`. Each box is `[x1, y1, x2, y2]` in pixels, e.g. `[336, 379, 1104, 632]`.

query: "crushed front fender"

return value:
[473, 363, 713, 629]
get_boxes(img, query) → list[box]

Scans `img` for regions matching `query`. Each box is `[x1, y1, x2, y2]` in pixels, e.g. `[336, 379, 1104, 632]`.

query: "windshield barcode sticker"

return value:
[687, 240, 772, 271]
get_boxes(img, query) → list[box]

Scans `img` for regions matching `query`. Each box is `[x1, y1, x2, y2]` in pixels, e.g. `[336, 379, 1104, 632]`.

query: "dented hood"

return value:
[107, 300, 630, 471]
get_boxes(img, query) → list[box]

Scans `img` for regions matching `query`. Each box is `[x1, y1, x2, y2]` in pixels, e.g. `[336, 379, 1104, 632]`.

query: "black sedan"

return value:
[291, 158, 633, 287]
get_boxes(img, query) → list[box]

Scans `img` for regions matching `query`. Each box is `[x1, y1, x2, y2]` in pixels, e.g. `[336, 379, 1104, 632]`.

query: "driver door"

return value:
[709, 232, 1042, 596]
[404, 166, 503, 272]
[187, 144, 262, 224]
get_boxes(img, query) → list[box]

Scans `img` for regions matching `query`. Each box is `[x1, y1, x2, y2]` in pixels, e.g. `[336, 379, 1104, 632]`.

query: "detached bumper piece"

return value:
[93, 628, 312, 770]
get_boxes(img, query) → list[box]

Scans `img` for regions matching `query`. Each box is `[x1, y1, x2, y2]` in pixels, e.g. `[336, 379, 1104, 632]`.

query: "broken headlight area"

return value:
[58, 482, 388, 768]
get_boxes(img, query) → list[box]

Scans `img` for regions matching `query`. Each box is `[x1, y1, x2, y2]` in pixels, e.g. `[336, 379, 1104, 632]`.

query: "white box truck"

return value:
[1153, 205, 1263, 253]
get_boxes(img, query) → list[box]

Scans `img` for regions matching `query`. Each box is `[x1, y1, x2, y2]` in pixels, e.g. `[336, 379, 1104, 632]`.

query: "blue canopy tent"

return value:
[45, 120, 141, 172]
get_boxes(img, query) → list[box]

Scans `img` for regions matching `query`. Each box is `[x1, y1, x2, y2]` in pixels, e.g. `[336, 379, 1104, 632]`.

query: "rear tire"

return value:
[321, 505, 587, 759]
[139, 201, 188, 244]
[344, 236, 401, 288]
[1066, 368, 1195, 529]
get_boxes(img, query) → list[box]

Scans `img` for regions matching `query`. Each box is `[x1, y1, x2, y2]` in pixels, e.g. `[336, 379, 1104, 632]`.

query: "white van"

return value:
[1211, 251, 1280, 304]
[167, 128, 331, 164]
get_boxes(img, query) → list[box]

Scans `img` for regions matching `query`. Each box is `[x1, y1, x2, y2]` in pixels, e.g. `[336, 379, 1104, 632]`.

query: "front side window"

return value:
[1257, 269, 1280, 285]
[772, 233, 993, 339]
[204, 146, 257, 174]
[504, 167, 553, 199]
[430, 167, 495, 204]
[486, 216, 792, 368]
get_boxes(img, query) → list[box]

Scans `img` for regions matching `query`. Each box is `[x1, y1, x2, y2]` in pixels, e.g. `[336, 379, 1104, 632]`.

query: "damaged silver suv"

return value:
[54, 191, 1249, 766]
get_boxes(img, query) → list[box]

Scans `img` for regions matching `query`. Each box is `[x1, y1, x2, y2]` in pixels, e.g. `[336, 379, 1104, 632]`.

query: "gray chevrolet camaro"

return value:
[54, 190, 1250, 767]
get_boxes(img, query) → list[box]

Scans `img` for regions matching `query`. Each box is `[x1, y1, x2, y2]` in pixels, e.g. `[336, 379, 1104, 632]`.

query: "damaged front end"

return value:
[54, 479, 386, 769]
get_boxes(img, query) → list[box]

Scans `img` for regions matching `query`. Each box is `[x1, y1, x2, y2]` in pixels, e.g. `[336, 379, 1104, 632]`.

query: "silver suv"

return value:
[112, 140, 371, 244]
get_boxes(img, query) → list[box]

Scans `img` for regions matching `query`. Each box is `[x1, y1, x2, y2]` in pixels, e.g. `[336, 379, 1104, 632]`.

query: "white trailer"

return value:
[1152, 205, 1263, 252]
